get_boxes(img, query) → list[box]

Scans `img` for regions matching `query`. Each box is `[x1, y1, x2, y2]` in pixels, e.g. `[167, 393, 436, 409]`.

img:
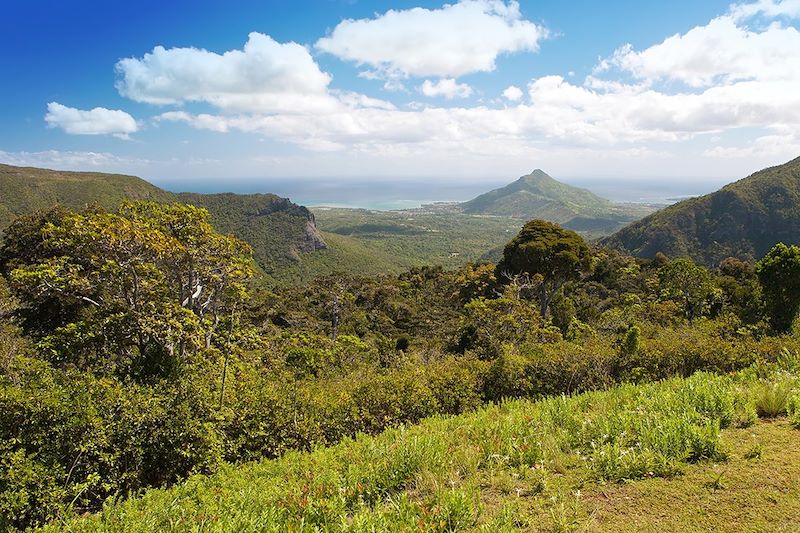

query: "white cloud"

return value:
[127, 1, 800, 179]
[115, 32, 337, 113]
[0, 149, 149, 169]
[420, 78, 473, 99]
[502, 85, 523, 101]
[45, 102, 138, 138]
[704, 131, 800, 159]
[598, 12, 800, 87]
[729, 0, 800, 21]
[315, 0, 547, 79]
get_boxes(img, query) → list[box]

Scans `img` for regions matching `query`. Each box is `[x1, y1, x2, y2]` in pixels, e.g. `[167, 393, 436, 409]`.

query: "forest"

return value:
[1, 202, 800, 531]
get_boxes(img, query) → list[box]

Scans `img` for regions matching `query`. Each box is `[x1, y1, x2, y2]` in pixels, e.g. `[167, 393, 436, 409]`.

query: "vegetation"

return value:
[496, 220, 592, 318]
[0, 164, 321, 280]
[755, 242, 800, 333]
[2, 186, 800, 530]
[602, 155, 800, 266]
[46, 364, 800, 532]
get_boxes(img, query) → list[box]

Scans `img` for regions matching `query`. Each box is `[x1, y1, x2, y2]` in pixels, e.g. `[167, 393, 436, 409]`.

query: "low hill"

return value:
[460, 169, 649, 233]
[601, 156, 800, 266]
[0, 164, 326, 276]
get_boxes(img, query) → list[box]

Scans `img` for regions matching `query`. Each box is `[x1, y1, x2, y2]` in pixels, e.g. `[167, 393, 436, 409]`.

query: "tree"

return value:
[658, 258, 715, 322]
[6, 202, 254, 378]
[496, 220, 592, 319]
[755, 242, 800, 333]
[716, 257, 762, 324]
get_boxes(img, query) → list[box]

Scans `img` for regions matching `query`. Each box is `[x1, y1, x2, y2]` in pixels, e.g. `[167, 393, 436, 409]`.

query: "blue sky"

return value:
[1, 0, 799, 185]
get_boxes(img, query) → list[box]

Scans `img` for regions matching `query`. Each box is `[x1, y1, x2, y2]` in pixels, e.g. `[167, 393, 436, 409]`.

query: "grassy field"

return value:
[47, 360, 800, 532]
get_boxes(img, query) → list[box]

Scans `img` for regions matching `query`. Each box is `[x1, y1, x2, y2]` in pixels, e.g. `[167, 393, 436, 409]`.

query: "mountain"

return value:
[601, 156, 800, 266]
[460, 169, 647, 234]
[0, 164, 326, 276]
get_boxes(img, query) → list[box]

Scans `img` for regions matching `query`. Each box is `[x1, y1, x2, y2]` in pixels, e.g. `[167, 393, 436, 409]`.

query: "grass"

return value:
[584, 421, 800, 532]
[45, 365, 800, 532]
[754, 381, 794, 418]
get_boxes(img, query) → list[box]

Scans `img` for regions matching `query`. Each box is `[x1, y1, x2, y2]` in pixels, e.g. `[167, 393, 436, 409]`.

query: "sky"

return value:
[1, 0, 799, 187]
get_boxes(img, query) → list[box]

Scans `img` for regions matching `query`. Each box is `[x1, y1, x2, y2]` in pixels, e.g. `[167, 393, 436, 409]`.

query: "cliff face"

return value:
[298, 216, 328, 253]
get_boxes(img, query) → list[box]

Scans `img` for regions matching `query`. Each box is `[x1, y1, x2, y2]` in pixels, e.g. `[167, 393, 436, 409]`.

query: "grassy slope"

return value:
[602, 155, 800, 265]
[49, 367, 800, 532]
[0, 164, 172, 231]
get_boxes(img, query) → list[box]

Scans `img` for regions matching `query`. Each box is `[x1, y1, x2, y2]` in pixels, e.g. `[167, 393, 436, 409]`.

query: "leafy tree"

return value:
[755, 243, 800, 333]
[496, 220, 592, 318]
[658, 258, 715, 322]
[6, 202, 254, 378]
[716, 257, 762, 324]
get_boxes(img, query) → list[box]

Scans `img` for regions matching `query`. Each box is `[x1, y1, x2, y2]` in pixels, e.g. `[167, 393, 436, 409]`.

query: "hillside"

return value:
[0, 164, 325, 276]
[48, 368, 800, 531]
[460, 169, 651, 234]
[601, 156, 800, 266]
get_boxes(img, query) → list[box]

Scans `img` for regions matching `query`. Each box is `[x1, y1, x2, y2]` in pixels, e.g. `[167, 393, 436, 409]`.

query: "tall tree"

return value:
[658, 258, 715, 323]
[6, 202, 254, 378]
[756, 242, 800, 333]
[496, 220, 592, 319]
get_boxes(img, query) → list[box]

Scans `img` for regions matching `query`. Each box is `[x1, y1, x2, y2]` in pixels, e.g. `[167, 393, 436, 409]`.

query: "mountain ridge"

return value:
[0, 163, 326, 275]
[601, 155, 800, 265]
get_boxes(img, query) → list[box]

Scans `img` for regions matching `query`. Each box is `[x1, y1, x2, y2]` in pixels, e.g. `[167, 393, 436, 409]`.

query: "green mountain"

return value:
[601, 156, 800, 266]
[0, 164, 326, 276]
[462, 169, 612, 218]
[460, 169, 644, 233]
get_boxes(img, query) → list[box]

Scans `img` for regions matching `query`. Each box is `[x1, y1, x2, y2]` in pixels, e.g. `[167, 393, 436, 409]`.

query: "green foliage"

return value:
[756, 242, 800, 333]
[48, 370, 788, 531]
[6, 202, 254, 379]
[658, 258, 716, 322]
[496, 220, 592, 318]
[789, 393, 800, 428]
[5, 189, 800, 530]
[754, 381, 793, 418]
[0, 163, 324, 282]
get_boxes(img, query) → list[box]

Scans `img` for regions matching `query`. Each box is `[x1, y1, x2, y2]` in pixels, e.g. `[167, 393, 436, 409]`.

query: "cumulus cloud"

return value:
[315, 0, 547, 79]
[502, 85, 523, 101]
[128, 1, 800, 176]
[420, 79, 473, 99]
[598, 15, 800, 87]
[45, 102, 138, 138]
[116, 32, 337, 113]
